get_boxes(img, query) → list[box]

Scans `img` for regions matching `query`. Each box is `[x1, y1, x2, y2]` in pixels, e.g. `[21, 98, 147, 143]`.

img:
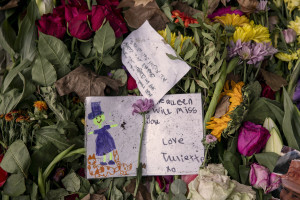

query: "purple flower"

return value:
[206, 134, 217, 144]
[53, 168, 66, 182]
[256, 1, 268, 11]
[282, 29, 297, 44]
[207, 7, 243, 19]
[249, 163, 270, 192]
[293, 78, 300, 109]
[266, 173, 281, 193]
[237, 121, 271, 156]
[132, 99, 154, 115]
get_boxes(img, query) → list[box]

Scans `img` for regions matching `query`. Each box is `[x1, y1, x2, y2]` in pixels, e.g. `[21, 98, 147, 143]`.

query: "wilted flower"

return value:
[34, 101, 48, 111]
[15, 115, 29, 123]
[171, 10, 198, 28]
[237, 0, 259, 15]
[263, 118, 283, 155]
[205, 134, 217, 144]
[53, 168, 66, 182]
[237, 121, 270, 156]
[283, 29, 297, 43]
[249, 163, 270, 192]
[4, 112, 13, 122]
[0, 154, 8, 187]
[181, 174, 198, 186]
[132, 99, 154, 115]
[268, 16, 278, 31]
[207, 7, 244, 19]
[261, 83, 275, 100]
[228, 180, 256, 199]
[266, 173, 281, 193]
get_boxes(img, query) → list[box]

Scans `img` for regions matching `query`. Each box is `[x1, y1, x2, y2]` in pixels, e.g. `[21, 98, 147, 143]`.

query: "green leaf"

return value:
[2, 59, 31, 93]
[202, 32, 214, 41]
[93, 22, 115, 55]
[239, 165, 250, 185]
[184, 46, 196, 61]
[80, 41, 92, 58]
[223, 151, 241, 181]
[211, 72, 221, 83]
[193, 29, 200, 46]
[157, 192, 168, 200]
[173, 194, 187, 200]
[195, 79, 208, 89]
[190, 80, 196, 93]
[166, 53, 180, 60]
[62, 172, 81, 192]
[112, 69, 127, 85]
[35, 126, 70, 151]
[12, 196, 30, 200]
[3, 173, 26, 197]
[209, 59, 223, 75]
[45, 189, 68, 200]
[0, 20, 16, 56]
[254, 152, 280, 172]
[0, 140, 31, 177]
[184, 78, 190, 92]
[38, 32, 70, 78]
[78, 176, 91, 193]
[111, 186, 123, 200]
[14, 0, 39, 61]
[32, 55, 57, 86]
[170, 179, 187, 195]
[103, 55, 115, 66]
[30, 182, 38, 200]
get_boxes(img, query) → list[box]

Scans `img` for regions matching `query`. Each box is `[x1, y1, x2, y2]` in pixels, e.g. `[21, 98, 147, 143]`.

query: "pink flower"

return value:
[207, 6, 243, 19]
[127, 75, 137, 90]
[132, 99, 154, 115]
[53, 167, 66, 182]
[181, 174, 198, 185]
[0, 154, 8, 187]
[266, 173, 281, 193]
[249, 163, 270, 192]
[155, 176, 173, 193]
[237, 121, 270, 156]
[282, 29, 297, 44]
[205, 134, 217, 144]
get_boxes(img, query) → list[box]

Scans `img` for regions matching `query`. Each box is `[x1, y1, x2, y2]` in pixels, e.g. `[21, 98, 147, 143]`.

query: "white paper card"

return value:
[85, 94, 204, 179]
[121, 21, 191, 104]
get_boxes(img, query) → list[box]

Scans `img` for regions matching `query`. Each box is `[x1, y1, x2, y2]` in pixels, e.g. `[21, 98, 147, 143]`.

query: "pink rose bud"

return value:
[238, 121, 270, 156]
[282, 29, 297, 44]
[249, 163, 270, 192]
[266, 173, 281, 193]
[205, 134, 217, 144]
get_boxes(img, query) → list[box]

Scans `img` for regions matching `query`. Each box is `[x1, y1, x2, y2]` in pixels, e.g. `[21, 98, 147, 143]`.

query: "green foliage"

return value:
[3, 173, 26, 197]
[93, 22, 116, 55]
[254, 152, 280, 172]
[32, 55, 57, 86]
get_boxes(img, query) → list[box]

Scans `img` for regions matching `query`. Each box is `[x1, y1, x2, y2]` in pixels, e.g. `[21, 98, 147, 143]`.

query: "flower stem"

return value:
[201, 144, 210, 168]
[287, 58, 300, 96]
[243, 62, 247, 83]
[254, 62, 262, 79]
[133, 114, 146, 199]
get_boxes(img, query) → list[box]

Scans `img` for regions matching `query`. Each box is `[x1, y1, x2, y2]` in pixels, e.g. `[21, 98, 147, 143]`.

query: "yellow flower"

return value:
[288, 16, 300, 35]
[81, 118, 85, 126]
[298, 36, 300, 44]
[275, 52, 298, 62]
[206, 81, 244, 141]
[285, 0, 300, 12]
[158, 29, 194, 50]
[233, 21, 271, 43]
[214, 14, 250, 27]
[33, 101, 48, 111]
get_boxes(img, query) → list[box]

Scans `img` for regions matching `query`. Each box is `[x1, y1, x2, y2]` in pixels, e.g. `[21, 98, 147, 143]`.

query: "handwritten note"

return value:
[85, 94, 204, 178]
[121, 21, 191, 104]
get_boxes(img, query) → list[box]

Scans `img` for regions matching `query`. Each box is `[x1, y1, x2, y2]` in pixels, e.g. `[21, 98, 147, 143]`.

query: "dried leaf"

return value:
[0, 0, 19, 10]
[207, 0, 220, 14]
[134, 0, 153, 7]
[214, 95, 230, 118]
[124, 179, 151, 200]
[221, 0, 226, 6]
[55, 66, 123, 101]
[237, 0, 259, 15]
[171, 1, 202, 17]
[118, 0, 169, 30]
[261, 69, 288, 91]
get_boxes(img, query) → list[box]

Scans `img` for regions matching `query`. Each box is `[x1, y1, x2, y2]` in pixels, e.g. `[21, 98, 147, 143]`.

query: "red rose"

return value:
[62, 0, 88, 10]
[261, 83, 275, 100]
[64, 194, 79, 200]
[127, 75, 137, 90]
[68, 16, 93, 40]
[91, 5, 108, 31]
[0, 154, 8, 187]
[36, 10, 66, 39]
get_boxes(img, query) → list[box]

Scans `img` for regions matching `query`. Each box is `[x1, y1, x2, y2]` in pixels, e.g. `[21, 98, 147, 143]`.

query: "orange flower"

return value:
[0, 114, 4, 119]
[15, 115, 30, 123]
[33, 101, 48, 111]
[4, 113, 13, 122]
[171, 10, 198, 28]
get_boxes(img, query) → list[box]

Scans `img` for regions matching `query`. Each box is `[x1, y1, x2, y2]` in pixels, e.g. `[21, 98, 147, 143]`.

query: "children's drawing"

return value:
[87, 102, 132, 177]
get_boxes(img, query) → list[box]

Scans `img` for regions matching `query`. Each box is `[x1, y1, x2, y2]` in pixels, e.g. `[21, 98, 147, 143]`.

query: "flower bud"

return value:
[282, 29, 297, 44]
[263, 118, 283, 155]
[35, 0, 54, 15]
[249, 163, 270, 192]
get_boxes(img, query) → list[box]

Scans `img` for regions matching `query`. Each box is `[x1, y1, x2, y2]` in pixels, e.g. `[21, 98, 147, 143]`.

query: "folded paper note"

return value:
[121, 21, 191, 104]
[85, 94, 204, 179]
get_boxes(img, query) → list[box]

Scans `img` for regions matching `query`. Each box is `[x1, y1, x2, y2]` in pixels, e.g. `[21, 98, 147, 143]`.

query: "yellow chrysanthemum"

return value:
[275, 52, 298, 62]
[206, 81, 244, 141]
[233, 21, 271, 43]
[285, 0, 300, 12]
[214, 14, 249, 27]
[33, 101, 48, 111]
[288, 16, 300, 35]
[158, 29, 194, 49]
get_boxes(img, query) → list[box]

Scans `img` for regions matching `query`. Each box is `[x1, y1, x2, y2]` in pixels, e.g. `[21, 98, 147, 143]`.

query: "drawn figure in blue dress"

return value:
[88, 102, 118, 165]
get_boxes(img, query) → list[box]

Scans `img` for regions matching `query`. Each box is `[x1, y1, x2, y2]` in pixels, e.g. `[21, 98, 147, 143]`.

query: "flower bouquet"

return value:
[0, 0, 299, 199]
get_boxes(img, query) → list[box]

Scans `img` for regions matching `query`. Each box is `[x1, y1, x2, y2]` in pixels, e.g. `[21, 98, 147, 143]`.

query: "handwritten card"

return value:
[121, 21, 191, 104]
[85, 94, 204, 179]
